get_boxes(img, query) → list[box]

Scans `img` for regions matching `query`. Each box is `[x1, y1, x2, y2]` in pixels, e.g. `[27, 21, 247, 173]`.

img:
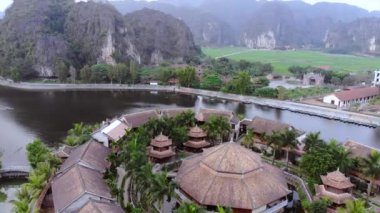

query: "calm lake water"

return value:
[0, 86, 379, 210]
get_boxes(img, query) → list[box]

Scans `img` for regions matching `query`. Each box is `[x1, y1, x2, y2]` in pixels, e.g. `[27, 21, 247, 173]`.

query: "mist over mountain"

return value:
[0, 0, 199, 78]
[107, 0, 380, 54]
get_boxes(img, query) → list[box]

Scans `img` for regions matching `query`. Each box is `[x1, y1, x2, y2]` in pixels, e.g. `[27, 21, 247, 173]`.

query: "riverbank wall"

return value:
[1, 80, 379, 127]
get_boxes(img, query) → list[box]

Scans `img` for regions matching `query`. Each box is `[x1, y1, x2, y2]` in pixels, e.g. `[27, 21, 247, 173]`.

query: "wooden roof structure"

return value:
[150, 133, 173, 148]
[196, 108, 239, 124]
[58, 141, 110, 174]
[52, 165, 114, 212]
[315, 185, 353, 205]
[321, 170, 354, 190]
[177, 143, 290, 210]
[344, 140, 379, 159]
[121, 110, 160, 128]
[78, 199, 124, 213]
[248, 117, 291, 136]
[188, 126, 207, 138]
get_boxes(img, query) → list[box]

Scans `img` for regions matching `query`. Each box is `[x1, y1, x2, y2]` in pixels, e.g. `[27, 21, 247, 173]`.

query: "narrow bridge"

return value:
[0, 166, 31, 179]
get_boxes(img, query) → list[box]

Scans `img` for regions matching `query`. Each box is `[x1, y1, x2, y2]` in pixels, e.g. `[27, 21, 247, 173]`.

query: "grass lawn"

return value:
[203, 47, 380, 75]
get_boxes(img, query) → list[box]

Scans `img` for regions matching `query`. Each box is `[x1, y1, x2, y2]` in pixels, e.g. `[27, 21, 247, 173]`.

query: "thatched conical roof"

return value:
[177, 143, 290, 210]
[188, 126, 207, 138]
[150, 133, 172, 148]
[321, 170, 354, 190]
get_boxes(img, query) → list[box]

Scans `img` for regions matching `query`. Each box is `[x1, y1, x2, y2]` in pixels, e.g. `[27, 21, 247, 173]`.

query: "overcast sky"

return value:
[0, 0, 379, 12]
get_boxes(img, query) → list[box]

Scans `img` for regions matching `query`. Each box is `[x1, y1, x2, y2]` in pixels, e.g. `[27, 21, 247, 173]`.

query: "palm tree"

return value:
[361, 150, 380, 203]
[265, 131, 283, 165]
[304, 132, 324, 152]
[337, 199, 370, 213]
[203, 116, 231, 145]
[175, 110, 196, 127]
[174, 202, 206, 213]
[280, 129, 299, 170]
[11, 198, 31, 213]
[335, 148, 353, 175]
[149, 172, 176, 211]
[242, 129, 254, 149]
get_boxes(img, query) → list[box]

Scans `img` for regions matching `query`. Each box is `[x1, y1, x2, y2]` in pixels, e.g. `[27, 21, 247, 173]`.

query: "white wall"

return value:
[323, 94, 341, 107]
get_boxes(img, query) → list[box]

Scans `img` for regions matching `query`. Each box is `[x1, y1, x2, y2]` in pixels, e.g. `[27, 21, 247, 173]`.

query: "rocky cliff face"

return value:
[124, 9, 200, 65]
[0, 1, 199, 78]
[324, 18, 380, 55]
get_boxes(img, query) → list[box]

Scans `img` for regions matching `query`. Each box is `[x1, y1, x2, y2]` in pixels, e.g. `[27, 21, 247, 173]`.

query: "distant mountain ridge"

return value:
[0, 0, 199, 78]
[107, 0, 380, 54]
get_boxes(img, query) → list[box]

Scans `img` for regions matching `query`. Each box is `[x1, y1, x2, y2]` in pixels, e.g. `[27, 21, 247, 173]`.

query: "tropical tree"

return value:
[175, 202, 206, 213]
[149, 172, 176, 211]
[338, 199, 370, 213]
[174, 110, 196, 127]
[26, 139, 53, 169]
[265, 131, 284, 165]
[242, 129, 255, 149]
[280, 129, 299, 170]
[79, 64, 92, 83]
[234, 71, 252, 95]
[361, 150, 380, 202]
[202, 116, 231, 145]
[11, 198, 31, 213]
[217, 206, 233, 213]
[304, 132, 324, 152]
[177, 66, 198, 88]
[335, 148, 353, 175]
[308, 198, 331, 213]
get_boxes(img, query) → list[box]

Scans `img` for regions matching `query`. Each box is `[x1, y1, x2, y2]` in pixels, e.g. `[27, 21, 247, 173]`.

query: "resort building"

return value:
[240, 117, 293, 139]
[303, 72, 325, 86]
[323, 87, 380, 108]
[160, 108, 193, 118]
[184, 126, 210, 152]
[149, 133, 176, 163]
[315, 170, 354, 211]
[344, 140, 380, 194]
[373, 70, 380, 86]
[78, 199, 124, 213]
[176, 143, 291, 213]
[57, 141, 110, 174]
[196, 108, 239, 139]
[196, 108, 239, 129]
[121, 110, 160, 129]
[52, 165, 119, 213]
[92, 119, 129, 147]
[55, 146, 74, 161]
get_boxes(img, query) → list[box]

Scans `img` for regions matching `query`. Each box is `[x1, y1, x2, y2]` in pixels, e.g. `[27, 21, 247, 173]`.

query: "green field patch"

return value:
[202, 48, 380, 75]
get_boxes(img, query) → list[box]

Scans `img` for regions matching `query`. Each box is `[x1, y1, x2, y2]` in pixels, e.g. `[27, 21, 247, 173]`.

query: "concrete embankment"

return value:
[1, 80, 379, 127]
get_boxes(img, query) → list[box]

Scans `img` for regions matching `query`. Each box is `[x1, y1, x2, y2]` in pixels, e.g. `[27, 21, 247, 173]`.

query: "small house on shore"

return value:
[323, 87, 380, 108]
[176, 143, 291, 213]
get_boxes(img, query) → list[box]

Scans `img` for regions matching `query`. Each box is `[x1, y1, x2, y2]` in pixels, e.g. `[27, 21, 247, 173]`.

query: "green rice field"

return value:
[202, 47, 380, 75]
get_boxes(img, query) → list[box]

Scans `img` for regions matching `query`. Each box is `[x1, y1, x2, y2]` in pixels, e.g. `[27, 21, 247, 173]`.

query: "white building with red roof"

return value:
[323, 87, 379, 108]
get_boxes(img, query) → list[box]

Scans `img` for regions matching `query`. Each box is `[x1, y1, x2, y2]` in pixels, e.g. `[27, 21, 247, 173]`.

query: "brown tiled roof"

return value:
[150, 134, 173, 148]
[321, 170, 354, 189]
[52, 165, 114, 212]
[160, 108, 193, 118]
[149, 147, 175, 159]
[196, 108, 239, 124]
[249, 117, 291, 135]
[102, 119, 129, 141]
[184, 140, 210, 149]
[59, 141, 110, 173]
[188, 126, 207, 138]
[121, 110, 160, 128]
[333, 87, 379, 101]
[315, 185, 353, 205]
[344, 140, 379, 159]
[55, 146, 74, 158]
[78, 200, 124, 213]
[177, 143, 290, 210]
